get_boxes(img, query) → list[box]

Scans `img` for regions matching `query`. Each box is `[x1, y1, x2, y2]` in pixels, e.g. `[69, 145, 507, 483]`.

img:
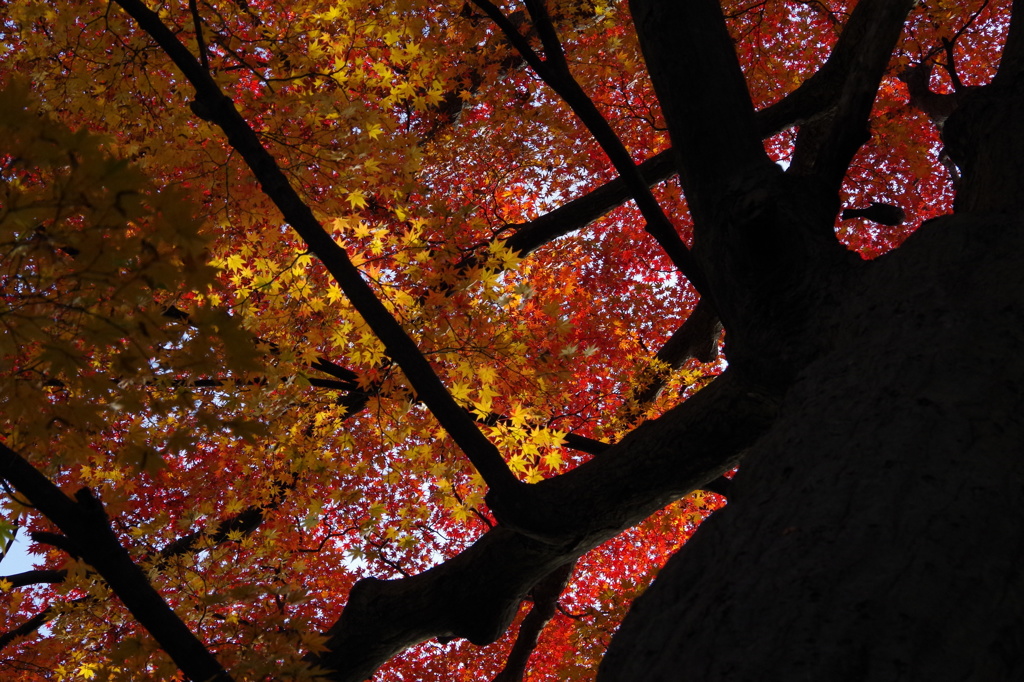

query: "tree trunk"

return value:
[598, 209, 1024, 680]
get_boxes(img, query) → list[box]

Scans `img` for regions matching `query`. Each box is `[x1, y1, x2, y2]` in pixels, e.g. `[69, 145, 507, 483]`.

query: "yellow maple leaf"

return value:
[450, 382, 473, 404]
[223, 253, 244, 271]
[543, 451, 563, 470]
[347, 190, 369, 209]
[320, 6, 343, 21]
[508, 403, 531, 428]
[524, 467, 544, 484]
[477, 365, 498, 386]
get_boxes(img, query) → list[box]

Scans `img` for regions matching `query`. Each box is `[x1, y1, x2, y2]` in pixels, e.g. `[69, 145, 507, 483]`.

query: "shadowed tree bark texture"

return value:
[3, 0, 1023, 679]
[598, 211, 1024, 680]
[597, 1, 1024, 679]
[315, 1, 1024, 676]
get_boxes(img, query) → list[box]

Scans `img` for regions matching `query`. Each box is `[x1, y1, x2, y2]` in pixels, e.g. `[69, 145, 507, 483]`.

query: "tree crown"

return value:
[0, 0, 1015, 679]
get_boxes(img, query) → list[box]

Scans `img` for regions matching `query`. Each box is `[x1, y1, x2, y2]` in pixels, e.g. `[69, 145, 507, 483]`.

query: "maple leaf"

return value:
[0, 1, 1019, 681]
[346, 190, 369, 210]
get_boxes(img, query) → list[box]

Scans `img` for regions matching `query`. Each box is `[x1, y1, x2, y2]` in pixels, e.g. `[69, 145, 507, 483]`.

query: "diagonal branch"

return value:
[501, 149, 676, 258]
[0, 485, 286, 618]
[155, 502, 270, 565]
[0, 605, 54, 652]
[619, 297, 721, 422]
[314, 368, 780, 681]
[789, 0, 917, 189]
[492, 560, 576, 682]
[470, 0, 705, 293]
[111, 0, 520, 497]
[629, 0, 774, 225]
[0, 443, 232, 681]
[0, 569, 67, 588]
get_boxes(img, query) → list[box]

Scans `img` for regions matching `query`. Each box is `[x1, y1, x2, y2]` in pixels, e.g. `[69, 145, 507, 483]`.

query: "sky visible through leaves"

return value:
[0, 0, 1012, 679]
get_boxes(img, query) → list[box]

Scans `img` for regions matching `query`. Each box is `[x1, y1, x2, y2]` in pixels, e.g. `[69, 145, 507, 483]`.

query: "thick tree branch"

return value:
[620, 297, 721, 422]
[789, 0, 917, 189]
[501, 149, 676, 258]
[755, 4, 907, 138]
[492, 561, 575, 682]
[629, 0, 774, 225]
[0, 443, 232, 681]
[0, 606, 53, 652]
[470, 0, 705, 293]
[111, 0, 521, 497]
[0, 568, 67, 588]
[314, 369, 779, 681]
[487, 370, 777, 543]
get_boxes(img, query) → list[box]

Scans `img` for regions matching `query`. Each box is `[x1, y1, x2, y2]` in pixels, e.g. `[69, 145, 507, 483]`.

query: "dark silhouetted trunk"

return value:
[598, 35, 1024, 676]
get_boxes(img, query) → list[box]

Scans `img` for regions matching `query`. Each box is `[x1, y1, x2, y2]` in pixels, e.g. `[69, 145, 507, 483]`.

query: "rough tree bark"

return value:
[598, 209, 1024, 681]
[598, 1, 1024, 679]
[17, 1, 1017, 680]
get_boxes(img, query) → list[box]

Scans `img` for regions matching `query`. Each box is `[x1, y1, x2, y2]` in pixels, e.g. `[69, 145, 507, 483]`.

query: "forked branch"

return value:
[470, 0, 705, 293]
[0, 443, 232, 681]
[315, 369, 780, 681]
[789, 0, 917, 188]
[111, 0, 521, 498]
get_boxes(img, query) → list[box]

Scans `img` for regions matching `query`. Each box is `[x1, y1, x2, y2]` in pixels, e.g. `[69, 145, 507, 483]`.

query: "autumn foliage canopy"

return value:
[0, 0, 1016, 679]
